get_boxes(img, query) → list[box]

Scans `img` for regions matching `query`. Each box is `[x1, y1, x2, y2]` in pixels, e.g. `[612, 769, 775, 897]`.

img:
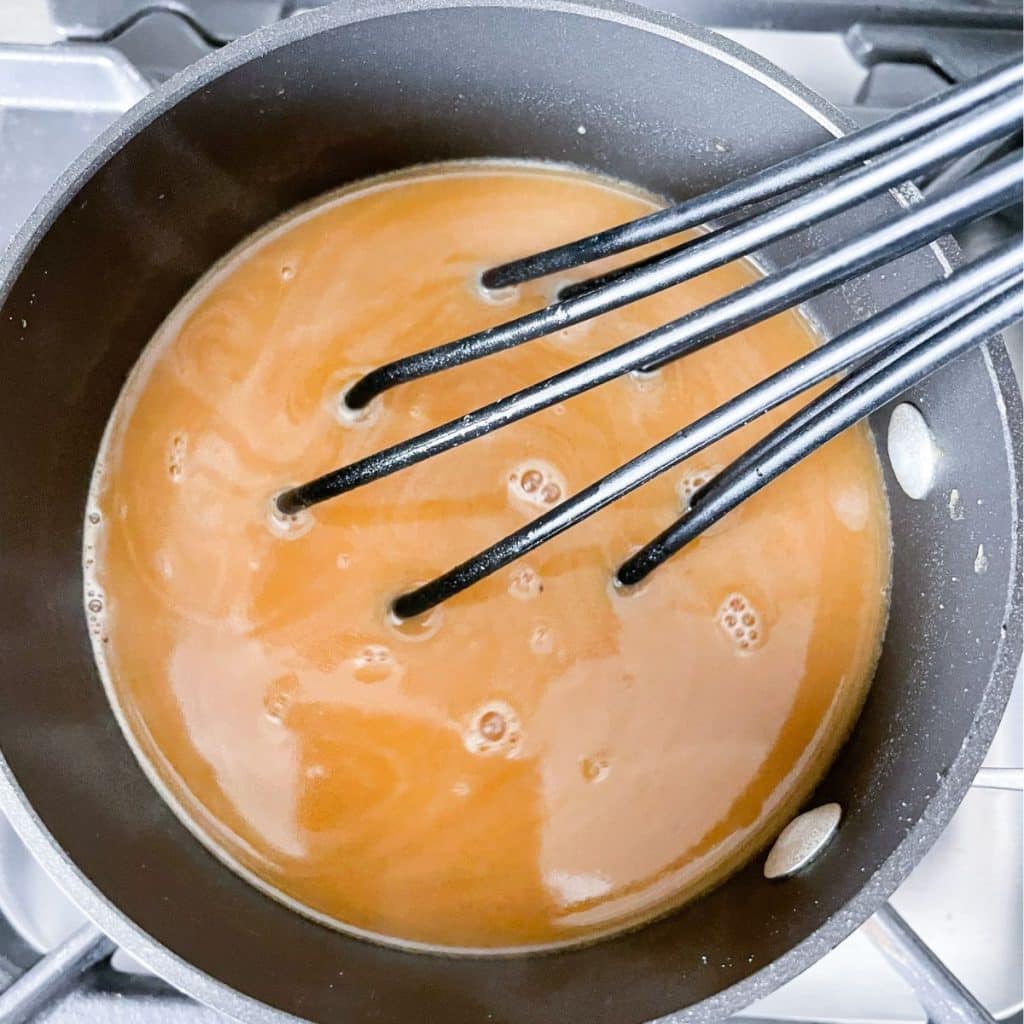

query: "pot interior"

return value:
[0, 4, 1018, 1023]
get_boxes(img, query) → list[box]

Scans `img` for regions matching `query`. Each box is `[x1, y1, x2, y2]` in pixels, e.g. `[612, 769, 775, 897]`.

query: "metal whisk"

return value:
[275, 60, 1024, 619]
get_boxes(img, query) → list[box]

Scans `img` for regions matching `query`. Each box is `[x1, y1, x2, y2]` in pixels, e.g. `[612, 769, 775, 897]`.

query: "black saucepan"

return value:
[0, 2, 1019, 1022]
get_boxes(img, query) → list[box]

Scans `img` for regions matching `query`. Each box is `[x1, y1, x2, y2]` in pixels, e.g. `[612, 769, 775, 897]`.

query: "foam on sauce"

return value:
[86, 162, 891, 953]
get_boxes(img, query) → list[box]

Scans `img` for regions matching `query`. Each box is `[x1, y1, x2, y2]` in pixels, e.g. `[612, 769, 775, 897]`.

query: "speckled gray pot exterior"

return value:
[0, 2, 1019, 1023]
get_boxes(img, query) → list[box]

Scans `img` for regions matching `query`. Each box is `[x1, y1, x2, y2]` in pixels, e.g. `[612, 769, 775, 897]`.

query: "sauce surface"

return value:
[87, 163, 890, 951]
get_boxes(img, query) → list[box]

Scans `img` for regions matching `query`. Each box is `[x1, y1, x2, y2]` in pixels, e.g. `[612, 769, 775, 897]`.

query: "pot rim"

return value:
[0, 1, 1019, 1021]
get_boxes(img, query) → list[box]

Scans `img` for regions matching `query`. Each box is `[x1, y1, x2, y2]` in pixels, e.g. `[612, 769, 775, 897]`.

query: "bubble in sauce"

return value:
[280, 264, 296, 281]
[529, 624, 555, 655]
[463, 701, 522, 758]
[580, 755, 610, 784]
[266, 490, 314, 540]
[677, 465, 722, 512]
[264, 698, 288, 726]
[508, 566, 543, 600]
[521, 469, 543, 493]
[84, 586, 106, 639]
[352, 645, 397, 684]
[508, 460, 567, 514]
[167, 432, 187, 482]
[479, 710, 507, 742]
[263, 673, 299, 725]
[716, 592, 764, 653]
[87, 511, 101, 526]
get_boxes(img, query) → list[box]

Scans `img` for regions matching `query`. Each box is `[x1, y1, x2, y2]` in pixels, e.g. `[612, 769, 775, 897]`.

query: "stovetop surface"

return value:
[0, 2, 1020, 1022]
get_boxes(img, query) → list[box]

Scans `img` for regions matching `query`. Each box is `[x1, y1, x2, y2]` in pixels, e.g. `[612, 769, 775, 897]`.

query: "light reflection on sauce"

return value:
[86, 162, 890, 952]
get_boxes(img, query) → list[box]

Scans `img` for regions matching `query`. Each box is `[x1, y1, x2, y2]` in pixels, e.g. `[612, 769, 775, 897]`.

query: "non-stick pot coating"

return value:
[0, 2, 1019, 1022]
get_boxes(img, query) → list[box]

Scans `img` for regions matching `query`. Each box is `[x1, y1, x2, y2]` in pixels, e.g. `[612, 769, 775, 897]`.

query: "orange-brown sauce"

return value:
[87, 163, 890, 951]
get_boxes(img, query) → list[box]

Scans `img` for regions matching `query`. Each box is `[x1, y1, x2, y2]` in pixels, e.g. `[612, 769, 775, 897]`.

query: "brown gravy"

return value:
[87, 162, 890, 951]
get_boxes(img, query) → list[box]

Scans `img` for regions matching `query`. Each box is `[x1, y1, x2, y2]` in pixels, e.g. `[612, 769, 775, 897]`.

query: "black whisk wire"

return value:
[483, 59, 1023, 289]
[276, 154, 1021, 517]
[390, 242, 1023, 619]
[686, 276, 1016, 515]
[342, 79, 1023, 410]
[616, 280, 1023, 585]
[268, 63, 1024, 619]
